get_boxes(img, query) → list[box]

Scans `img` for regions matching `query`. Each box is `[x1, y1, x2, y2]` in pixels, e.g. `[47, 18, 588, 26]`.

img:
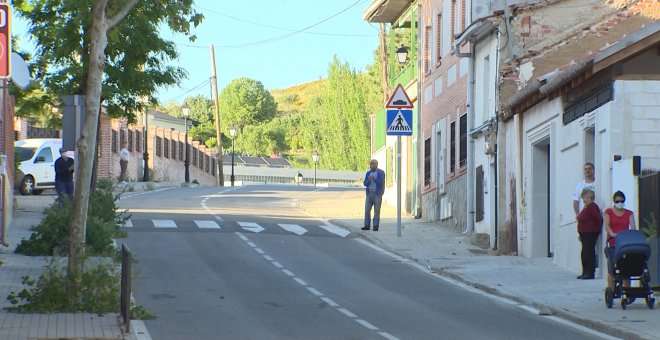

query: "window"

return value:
[112, 131, 118, 153]
[424, 25, 431, 74]
[450, 121, 456, 173]
[211, 158, 216, 176]
[436, 14, 442, 64]
[475, 165, 484, 222]
[119, 130, 125, 148]
[424, 138, 431, 186]
[205, 155, 210, 172]
[192, 148, 197, 166]
[199, 152, 204, 169]
[563, 84, 613, 125]
[164, 138, 170, 159]
[155, 137, 162, 157]
[135, 131, 141, 152]
[171, 140, 177, 159]
[179, 141, 184, 161]
[35, 148, 53, 163]
[459, 113, 467, 167]
[128, 131, 133, 151]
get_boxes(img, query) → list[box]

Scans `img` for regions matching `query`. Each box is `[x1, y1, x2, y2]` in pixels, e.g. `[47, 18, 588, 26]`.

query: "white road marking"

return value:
[321, 297, 339, 307]
[235, 232, 391, 340]
[194, 220, 221, 229]
[277, 223, 307, 235]
[356, 319, 379, 330]
[124, 219, 133, 228]
[337, 308, 357, 318]
[238, 222, 264, 233]
[152, 220, 177, 228]
[319, 224, 350, 237]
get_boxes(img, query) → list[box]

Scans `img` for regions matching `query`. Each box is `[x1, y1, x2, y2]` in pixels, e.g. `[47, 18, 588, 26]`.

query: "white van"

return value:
[15, 138, 67, 195]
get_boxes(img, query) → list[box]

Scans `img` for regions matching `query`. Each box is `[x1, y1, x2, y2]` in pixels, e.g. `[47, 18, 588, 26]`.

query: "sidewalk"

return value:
[0, 184, 171, 340]
[296, 188, 659, 340]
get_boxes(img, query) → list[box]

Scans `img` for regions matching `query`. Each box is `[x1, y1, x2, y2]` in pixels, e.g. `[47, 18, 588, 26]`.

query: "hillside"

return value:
[271, 79, 325, 114]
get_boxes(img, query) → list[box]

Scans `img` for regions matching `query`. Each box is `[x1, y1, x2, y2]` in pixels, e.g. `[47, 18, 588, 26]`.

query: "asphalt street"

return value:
[117, 185, 608, 340]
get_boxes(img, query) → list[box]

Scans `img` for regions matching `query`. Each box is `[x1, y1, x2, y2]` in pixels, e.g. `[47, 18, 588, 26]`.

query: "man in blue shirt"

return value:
[362, 159, 385, 231]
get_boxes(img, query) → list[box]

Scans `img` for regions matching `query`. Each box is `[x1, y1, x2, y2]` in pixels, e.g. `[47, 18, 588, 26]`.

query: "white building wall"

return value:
[472, 34, 499, 245]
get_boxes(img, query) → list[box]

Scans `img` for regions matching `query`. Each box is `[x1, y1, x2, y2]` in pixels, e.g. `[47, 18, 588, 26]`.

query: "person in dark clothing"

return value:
[362, 159, 385, 231]
[576, 188, 602, 280]
[54, 148, 74, 201]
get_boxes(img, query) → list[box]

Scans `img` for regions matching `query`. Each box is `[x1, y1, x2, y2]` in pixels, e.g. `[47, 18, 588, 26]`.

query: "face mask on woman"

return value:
[614, 202, 625, 209]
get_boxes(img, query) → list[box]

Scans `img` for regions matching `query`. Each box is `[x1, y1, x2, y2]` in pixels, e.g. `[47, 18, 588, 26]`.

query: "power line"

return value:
[182, 0, 371, 49]
[161, 77, 211, 103]
[196, 2, 374, 37]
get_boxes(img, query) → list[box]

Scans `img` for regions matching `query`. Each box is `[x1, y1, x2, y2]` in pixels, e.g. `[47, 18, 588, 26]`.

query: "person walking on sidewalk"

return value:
[54, 148, 74, 202]
[573, 162, 596, 217]
[362, 159, 385, 231]
[119, 142, 130, 182]
[576, 188, 602, 280]
[604, 190, 636, 290]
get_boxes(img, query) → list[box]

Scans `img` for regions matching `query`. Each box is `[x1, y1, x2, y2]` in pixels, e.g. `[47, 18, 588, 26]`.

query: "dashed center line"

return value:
[235, 231, 398, 340]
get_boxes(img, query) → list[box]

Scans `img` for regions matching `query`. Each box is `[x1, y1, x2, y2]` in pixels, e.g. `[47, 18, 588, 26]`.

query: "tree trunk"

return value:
[67, 1, 110, 286]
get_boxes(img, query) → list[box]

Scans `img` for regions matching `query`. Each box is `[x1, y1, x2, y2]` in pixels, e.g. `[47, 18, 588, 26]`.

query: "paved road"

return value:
[118, 185, 608, 340]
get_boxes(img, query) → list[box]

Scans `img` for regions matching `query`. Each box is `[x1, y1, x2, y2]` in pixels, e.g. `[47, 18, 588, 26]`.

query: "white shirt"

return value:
[120, 148, 130, 162]
[573, 179, 596, 211]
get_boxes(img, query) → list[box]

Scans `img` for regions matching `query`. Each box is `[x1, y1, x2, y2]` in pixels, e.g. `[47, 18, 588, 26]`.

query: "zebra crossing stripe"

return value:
[319, 224, 350, 237]
[153, 220, 177, 228]
[238, 222, 265, 233]
[195, 220, 221, 229]
[277, 224, 307, 236]
[124, 219, 133, 228]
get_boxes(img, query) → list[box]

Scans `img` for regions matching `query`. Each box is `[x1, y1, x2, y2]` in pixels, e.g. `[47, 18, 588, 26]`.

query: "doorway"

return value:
[531, 138, 552, 257]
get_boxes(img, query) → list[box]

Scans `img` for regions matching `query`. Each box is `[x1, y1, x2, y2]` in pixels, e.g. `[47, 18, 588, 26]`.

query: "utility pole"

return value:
[379, 23, 390, 103]
[210, 45, 225, 186]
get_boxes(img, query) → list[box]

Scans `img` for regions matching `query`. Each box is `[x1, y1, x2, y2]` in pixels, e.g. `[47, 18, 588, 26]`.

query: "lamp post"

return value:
[182, 104, 190, 183]
[228, 124, 238, 186]
[396, 45, 408, 64]
[311, 151, 320, 187]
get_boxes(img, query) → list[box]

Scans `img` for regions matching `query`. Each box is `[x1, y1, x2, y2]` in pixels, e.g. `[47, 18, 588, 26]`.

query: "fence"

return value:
[226, 174, 362, 187]
[120, 244, 132, 333]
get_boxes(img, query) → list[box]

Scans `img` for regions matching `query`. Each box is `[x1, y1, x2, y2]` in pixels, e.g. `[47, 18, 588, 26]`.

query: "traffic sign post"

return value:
[0, 4, 11, 78]
[384, 84, 414, 237]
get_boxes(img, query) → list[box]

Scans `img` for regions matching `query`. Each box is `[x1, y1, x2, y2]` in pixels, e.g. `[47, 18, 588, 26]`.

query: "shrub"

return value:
[6, 258, 120, 313]
[15, 180, 129, 256]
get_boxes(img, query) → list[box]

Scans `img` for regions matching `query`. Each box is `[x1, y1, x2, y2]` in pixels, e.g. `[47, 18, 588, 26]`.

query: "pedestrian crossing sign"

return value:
[386, 109, 413, 136]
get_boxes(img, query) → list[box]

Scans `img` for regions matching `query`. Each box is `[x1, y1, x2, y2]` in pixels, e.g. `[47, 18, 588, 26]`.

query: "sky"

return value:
[158, 0, 379, 104]
[11, 0, 379, 104]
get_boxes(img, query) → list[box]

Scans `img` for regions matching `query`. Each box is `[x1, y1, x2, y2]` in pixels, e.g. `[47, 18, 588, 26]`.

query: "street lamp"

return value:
[182, 104, 190, 183]
[311, 151, 320, 187]
[228, 124, 238, 186]
[396, 45, 408, 64]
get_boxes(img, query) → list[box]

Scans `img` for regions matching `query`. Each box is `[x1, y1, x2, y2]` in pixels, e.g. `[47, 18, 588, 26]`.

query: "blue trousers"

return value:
[56, 180, 74, 201]
[364, 191, 383, 228]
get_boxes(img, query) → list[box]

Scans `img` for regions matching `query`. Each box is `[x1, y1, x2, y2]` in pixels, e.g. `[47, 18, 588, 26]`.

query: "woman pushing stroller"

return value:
[603, 191, 636, 290]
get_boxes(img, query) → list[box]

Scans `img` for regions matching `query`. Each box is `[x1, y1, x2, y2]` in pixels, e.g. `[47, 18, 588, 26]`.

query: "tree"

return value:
[14, 0, 201, 291]
[218, 78, 277, 132]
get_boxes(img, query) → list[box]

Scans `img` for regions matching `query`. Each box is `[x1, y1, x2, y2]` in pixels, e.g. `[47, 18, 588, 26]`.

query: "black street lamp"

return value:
[312, 151, 320, 187]
[229, 124, 238, 186]
[182, 104, 190, 184]
[396, 45, 408, 64]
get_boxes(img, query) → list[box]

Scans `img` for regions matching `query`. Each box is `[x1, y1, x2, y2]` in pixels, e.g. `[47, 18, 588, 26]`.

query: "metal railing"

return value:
[224, 174, 362, 187]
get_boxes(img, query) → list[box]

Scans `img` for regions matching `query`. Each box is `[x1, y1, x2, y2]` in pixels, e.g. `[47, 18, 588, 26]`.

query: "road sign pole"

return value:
[397, 135, 401, 237]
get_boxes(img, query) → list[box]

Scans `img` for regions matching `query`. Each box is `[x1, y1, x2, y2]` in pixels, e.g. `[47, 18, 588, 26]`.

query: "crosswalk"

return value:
[122, 219, 351, 238]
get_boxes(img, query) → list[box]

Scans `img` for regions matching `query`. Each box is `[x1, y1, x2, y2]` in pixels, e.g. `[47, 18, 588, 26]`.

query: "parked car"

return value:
[14, 138, 69, 195]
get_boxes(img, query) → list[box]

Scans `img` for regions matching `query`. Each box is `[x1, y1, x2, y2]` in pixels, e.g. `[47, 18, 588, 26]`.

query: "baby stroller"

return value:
[604, 230, 655, 309]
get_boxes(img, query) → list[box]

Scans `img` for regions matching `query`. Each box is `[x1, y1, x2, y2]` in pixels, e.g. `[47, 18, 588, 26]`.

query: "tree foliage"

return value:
[218, 78, 277, 132]
[12, 0, 203, 122]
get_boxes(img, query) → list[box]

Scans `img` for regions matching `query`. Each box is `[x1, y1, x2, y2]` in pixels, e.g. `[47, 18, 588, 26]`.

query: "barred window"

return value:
[424, 138, 431, 186]
[450, 121, 456, 173]
[205, 155, 210, 172]
[199, 152, 204, 169]
[112, 131, 118, 153]
[171, 140, 177, 159]
[211, 158, 216, 176]
[459, 113, 467, 167]
[120, 130, 125, 148]
[192, 148, 197, 166]
[128, 131, 133, 151]
[156, 137, 162, 157]
[164, 138, 170, 159]
[135, 131, 141, 152]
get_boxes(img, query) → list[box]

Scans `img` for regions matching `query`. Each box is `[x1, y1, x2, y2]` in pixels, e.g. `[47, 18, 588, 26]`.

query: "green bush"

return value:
[6, 258, 120, 313]
[15, 180, 129, 256]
